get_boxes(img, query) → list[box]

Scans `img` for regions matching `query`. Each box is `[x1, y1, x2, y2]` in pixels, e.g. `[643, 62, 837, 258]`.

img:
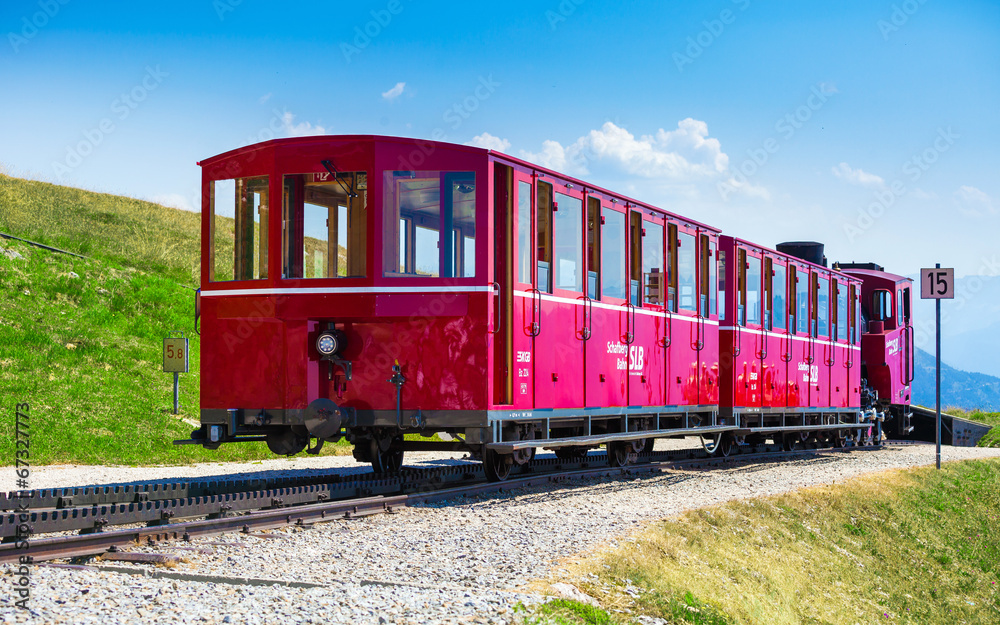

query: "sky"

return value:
[1, 0, 998, 281]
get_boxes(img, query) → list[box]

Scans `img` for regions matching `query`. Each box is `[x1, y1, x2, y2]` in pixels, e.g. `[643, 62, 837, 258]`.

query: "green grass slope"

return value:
[0, 175, 284, 465]
[535, 459, 1000, 625]
[0, 174, 202, 286]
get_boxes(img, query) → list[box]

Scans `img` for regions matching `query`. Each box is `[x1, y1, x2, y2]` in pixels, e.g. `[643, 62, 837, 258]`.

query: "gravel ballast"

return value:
[3, 442, 999, 624]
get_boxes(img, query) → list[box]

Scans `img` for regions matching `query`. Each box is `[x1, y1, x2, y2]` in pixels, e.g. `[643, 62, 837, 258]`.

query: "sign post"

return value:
[920, 265, 954, 470]
[163, 335, 190, 415]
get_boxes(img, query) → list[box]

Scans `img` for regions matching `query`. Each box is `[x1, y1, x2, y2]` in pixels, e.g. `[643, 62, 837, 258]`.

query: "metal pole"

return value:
[173, 372, 180, 415]
[935, 262, 941, 470]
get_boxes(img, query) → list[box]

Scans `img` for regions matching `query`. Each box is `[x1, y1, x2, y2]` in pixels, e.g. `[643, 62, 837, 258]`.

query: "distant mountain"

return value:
[910, 275, 1000, 378]
[912, 348, 1000, 411]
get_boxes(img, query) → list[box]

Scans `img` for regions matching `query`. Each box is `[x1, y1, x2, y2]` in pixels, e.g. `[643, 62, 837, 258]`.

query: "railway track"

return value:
[1, 443, 885, 565]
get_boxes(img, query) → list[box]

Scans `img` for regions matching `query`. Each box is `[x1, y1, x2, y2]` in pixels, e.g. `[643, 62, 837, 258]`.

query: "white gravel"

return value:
[3, 442, 999, 624]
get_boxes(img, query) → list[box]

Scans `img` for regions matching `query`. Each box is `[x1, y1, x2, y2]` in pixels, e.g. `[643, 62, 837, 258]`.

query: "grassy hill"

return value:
[0, 174, 330, 465]
[536, 458, 1000, 624]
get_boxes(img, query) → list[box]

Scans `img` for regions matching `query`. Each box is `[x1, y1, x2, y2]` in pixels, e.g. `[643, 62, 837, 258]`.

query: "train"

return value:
[185, 135, 913, 480]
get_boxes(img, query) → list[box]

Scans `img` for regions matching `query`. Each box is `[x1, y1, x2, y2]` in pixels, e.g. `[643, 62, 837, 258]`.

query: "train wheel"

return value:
[483, 448, 513, 482]
[719, 434, 734, 458]
[782, 433, 796, 451]
[370, 436, 404, 474]
[554, 446, 589, 460]
[607, 441, 630, 467]
[834, 432, 847, 448]
[860, 428, 874, 447]
[640, 438, 655, 454]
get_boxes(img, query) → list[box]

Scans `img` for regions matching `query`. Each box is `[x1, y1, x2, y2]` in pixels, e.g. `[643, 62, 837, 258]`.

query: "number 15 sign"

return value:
[921, 267, 955, 299]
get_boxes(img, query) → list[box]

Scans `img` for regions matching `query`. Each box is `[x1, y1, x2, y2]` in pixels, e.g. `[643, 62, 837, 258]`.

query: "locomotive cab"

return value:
[836, 263, 914, 437]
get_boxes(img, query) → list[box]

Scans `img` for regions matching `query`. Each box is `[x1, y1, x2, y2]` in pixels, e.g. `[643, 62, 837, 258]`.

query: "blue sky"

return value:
[1, 0, 997, 280]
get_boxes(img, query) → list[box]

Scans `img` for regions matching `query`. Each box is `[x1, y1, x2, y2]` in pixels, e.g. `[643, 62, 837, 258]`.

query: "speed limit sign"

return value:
[921, 267, 954, 299]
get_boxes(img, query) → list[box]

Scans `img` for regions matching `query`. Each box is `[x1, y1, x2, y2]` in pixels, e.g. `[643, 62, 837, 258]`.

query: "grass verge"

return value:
[0, 237, 355, 465]
[946, 408, 1000, 448]
[527, 459, 1000, 624]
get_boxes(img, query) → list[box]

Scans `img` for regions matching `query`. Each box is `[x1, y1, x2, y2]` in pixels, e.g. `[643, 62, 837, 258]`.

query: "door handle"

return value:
[488, 281, 501, 335]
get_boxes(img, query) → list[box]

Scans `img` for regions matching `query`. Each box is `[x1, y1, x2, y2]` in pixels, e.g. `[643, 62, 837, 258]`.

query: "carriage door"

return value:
[812, 273, 831, 408]
[584, 195, 628, 409]
[628, 209, 667, 408]
[533, 179, 586, 409]
[509, 171, 535, 409]
[491, 165, 514, 407]
[788, 263, 810, 409]
[697, 231, 720, 405]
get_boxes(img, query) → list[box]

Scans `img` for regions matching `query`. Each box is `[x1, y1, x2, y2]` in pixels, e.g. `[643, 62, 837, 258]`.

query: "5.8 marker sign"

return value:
[163, 337, 189, 373]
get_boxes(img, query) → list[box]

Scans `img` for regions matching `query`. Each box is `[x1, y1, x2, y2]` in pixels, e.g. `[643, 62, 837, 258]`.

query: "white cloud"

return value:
[381, 82, 406, 101]
[831, 162, 885, 188]
[150, 193, 196, 212]
[910, 188, 937, 201]
[281, 111, 326, 137]
[519, 119, 729, 180]
[466, 132, 511, 152]
[259, 93, 272, 104]
[954, 185, 996, 216]
[519, 120, 777, 201]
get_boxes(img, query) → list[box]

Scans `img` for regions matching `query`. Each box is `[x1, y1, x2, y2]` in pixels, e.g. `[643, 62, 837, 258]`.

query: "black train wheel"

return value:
[370, 436, 404, 474]
[483, 448, 513, 482]
[607, 441, 630, 467]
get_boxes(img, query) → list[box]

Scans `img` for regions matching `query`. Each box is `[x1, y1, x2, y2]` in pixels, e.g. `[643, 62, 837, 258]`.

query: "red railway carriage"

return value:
[837, 262, 914, 437]
[718, 239, 866, 447]
[193, 135, 725, 479]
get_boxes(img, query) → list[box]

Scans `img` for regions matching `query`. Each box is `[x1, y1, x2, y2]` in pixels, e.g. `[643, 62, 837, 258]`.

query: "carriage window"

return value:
[902, 287, 911, 324]
[602, 208, 626, 300]
[677, 232, 696, 312]
[701, 236, 717, 317]
[815, 276, 830, 338]
[873, 289, 891, 322]
[629, 212, 642, 305]
[211, 176, 269, 282]
[517, 181, 532, 284]
[745, 254, 761, 326]
[537, 182, 552, 291]
[667, 224, 678, 312]
[764, 257, 773, 330]
[849, 285, 858, 343]
[836, 281, 848, 341]
[553, 192, 583, 292]
[643, 221, 665, 306]
[586, 198, 601, 298]
[283, 172, 368, 280]
[773, 263, 787, 331]
[718, 249, 727, 322]
[382, 171, 476, 278]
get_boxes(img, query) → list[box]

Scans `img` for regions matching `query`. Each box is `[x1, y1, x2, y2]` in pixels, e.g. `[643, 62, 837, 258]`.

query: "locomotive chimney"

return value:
[776, 241, 827, 267]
